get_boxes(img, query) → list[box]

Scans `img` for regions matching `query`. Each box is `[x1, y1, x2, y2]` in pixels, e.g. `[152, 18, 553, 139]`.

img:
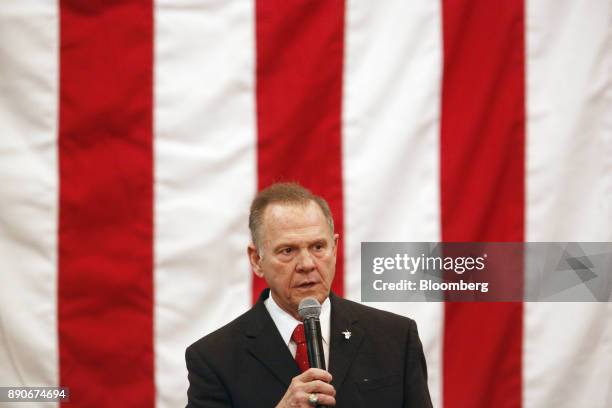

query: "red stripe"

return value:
[440, 1, 525, 407]
[254, 0, 345, 301]
[58, 1, 154, 406]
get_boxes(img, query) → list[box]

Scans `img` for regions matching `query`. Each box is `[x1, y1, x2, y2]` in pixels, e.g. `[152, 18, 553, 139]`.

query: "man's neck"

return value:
[269, 292, 301, 321]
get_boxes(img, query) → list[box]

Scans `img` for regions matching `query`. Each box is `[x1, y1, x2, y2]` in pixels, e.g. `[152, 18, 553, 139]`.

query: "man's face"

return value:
[248, 201, 338, 319]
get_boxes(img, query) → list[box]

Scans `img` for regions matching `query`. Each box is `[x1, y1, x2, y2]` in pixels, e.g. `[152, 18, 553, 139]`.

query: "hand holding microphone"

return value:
[274, 368, 335, 408]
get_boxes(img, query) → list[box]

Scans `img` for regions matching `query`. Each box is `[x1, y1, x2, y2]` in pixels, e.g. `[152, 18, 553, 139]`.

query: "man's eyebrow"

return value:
[273, 238, 327, 249]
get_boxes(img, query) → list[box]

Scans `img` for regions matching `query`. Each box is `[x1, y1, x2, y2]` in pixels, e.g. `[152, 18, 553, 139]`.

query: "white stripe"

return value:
[154, 1, 256, 407]
[342, 1, 443, 406]
[525, 0, 612, 406]
[0, 0, 59, 396]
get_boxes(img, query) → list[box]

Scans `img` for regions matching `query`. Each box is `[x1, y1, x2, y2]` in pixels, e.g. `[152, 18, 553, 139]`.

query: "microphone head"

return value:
[298, 297, 321, 320]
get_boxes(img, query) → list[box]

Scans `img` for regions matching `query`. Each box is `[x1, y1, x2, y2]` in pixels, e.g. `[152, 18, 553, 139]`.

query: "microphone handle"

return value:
[303, 317, 329, 408]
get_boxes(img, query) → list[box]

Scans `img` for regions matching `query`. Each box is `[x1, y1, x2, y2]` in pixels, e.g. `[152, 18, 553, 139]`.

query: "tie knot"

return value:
[291, 324, 306, 344]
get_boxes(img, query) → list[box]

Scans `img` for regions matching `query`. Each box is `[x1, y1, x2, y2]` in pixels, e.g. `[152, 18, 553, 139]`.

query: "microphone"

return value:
[298, 297, 329, 408]
[298, 297, 326, 370]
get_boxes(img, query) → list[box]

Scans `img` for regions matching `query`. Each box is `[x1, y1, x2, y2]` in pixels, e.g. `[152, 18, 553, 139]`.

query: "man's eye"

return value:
[282, 248, 293, 254]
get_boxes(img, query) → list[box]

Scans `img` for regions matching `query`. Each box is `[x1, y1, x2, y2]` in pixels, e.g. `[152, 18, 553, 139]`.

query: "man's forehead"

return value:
[259, 201, 331, 239]
[262, 201, 325, 227]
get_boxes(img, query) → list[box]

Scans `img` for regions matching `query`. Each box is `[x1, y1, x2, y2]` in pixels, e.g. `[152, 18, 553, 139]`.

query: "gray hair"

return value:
[249, 182, 335, 250]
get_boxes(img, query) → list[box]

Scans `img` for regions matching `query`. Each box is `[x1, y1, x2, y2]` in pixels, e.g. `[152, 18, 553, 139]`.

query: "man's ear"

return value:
[248, 244, 264, 278]
[332, 233, 339, 257]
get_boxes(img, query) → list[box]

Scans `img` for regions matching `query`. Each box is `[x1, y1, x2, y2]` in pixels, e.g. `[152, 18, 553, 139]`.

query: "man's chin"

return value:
[293, 286, 328, 303]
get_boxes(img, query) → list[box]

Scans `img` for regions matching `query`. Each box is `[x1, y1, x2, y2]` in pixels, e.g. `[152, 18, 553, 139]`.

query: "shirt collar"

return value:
[265, 293, 330, 347]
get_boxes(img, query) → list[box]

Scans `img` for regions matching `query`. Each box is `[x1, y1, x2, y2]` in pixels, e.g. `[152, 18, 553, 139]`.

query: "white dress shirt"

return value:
[264, 294, 330, 369]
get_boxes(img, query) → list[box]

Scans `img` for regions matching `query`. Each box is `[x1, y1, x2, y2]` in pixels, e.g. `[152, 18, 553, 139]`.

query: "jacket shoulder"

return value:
[335, 296, 416, 326]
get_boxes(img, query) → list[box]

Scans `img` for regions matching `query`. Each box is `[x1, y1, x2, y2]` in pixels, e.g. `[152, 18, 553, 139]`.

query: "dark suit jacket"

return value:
[186, 289, 432, 407]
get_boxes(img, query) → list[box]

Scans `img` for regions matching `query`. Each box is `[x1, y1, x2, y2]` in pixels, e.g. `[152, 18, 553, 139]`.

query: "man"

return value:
[186, 183, 432, 407]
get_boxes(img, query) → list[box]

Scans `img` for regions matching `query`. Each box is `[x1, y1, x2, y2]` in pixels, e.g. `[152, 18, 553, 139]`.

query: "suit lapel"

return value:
[328, 293, 365, 389]
[245, 292, 300, 387]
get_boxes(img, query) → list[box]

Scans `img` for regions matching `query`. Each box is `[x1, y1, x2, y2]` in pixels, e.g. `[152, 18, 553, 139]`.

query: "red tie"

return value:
[291, 324, 310, 373]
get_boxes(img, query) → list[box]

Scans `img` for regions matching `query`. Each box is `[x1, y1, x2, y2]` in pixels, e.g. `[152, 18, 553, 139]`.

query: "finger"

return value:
[299, 368, 333, 383]
[305, 380, 336, 396]
[299, 392, 336, 407]
[316, 394, 336, 407]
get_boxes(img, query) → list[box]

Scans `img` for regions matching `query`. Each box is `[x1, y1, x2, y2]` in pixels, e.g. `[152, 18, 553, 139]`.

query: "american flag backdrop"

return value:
[0, 0, 611, 407]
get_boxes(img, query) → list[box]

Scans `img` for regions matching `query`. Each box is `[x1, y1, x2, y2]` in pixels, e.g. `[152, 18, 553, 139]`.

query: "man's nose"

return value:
[296, 249, 315, 272]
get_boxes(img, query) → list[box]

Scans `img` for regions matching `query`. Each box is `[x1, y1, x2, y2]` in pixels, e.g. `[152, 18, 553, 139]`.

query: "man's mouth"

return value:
[296, 282, 318, 289]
